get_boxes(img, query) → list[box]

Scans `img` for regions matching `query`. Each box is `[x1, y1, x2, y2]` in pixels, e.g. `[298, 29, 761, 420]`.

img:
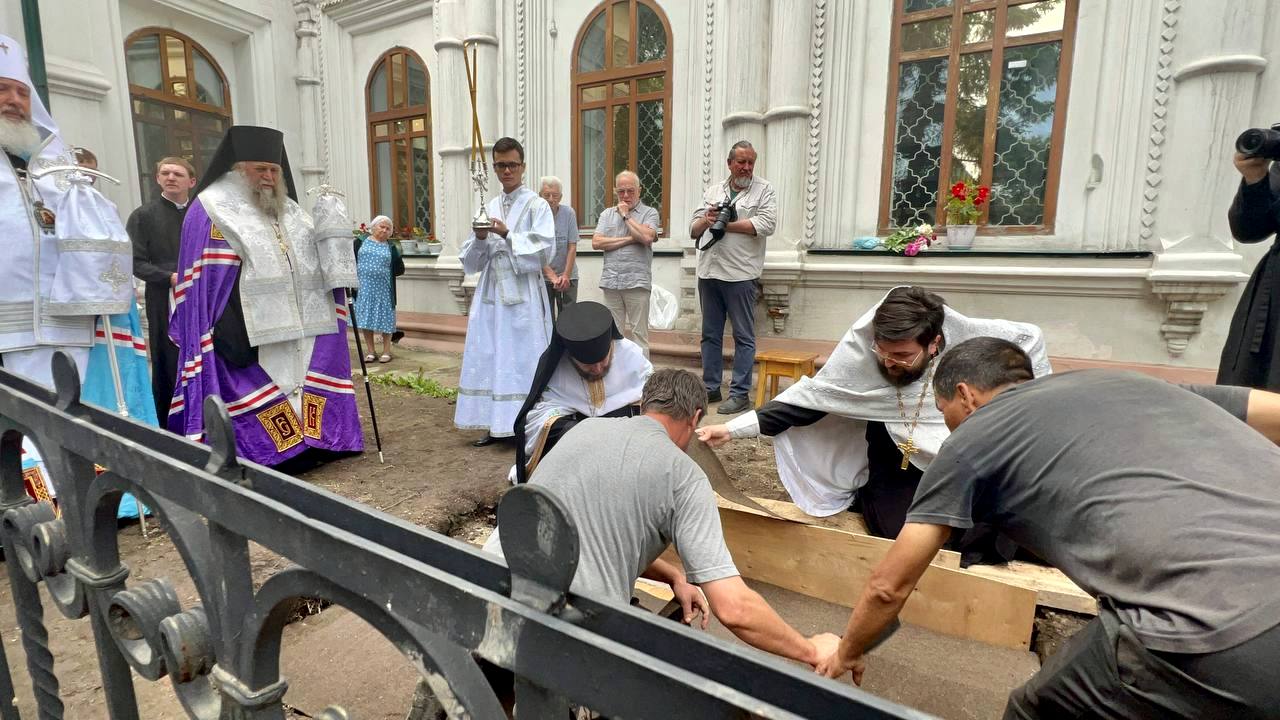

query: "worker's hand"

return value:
[807, 633, 842, 668]
[671, 579, 710, 630]
[1234, 152, 1271, 185]
[816, 646, 866, 685]
[555, 274, 570, 291]
[695, 424, 732, 448]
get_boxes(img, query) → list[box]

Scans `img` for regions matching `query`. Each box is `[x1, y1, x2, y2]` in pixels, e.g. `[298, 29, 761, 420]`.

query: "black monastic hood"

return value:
[193, 125, 298, 201]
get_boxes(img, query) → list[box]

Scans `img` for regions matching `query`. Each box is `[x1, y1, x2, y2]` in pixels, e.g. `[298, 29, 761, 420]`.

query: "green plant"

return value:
[945, 181, 990, 225]
[369, 370, 459, 400]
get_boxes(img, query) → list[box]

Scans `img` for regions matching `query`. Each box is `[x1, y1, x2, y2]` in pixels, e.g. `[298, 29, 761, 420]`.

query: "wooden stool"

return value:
[753, 350, 818, 407]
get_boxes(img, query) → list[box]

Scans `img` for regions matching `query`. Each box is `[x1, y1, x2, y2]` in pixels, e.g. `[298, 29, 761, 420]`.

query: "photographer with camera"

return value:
[1219, 124, 1280, 391]
[690, 141, 777, 415]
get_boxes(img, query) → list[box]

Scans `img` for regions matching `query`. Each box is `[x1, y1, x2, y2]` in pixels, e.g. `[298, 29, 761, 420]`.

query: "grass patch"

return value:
[369, 370, 460, 400]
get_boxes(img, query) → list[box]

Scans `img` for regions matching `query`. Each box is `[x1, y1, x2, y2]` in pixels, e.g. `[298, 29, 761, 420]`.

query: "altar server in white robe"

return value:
[512, 301, 652, 483]
[697, 286, 1052, 566]
[456, 137, 555, 446]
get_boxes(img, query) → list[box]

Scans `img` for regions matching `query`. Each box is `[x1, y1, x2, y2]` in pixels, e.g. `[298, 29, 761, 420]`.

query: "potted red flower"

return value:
[943, 181, 990, 250]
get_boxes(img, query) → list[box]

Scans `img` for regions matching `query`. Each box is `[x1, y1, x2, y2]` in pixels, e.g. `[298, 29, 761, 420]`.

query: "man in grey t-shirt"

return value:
[593, 170, 660, 357]
[818, 337, 1280, 718]
[485, 368, 838, 666]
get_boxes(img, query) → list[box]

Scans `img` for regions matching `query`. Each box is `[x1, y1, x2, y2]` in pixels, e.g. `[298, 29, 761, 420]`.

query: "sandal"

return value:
[378, 354, 392, 363]
[364, 353, 376, 363]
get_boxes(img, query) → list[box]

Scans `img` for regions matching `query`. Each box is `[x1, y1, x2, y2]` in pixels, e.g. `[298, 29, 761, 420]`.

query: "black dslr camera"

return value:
[697, 199, 738, 250]
[1236, 123, 1280, 161]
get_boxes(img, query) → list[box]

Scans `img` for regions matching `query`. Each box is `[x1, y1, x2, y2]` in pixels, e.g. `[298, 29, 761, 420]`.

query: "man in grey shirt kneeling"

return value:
[485, 368, 839, 666]
[818, 337, 1280, 719]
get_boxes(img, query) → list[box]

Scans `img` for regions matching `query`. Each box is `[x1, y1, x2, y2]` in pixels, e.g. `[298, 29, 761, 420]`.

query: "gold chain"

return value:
[894, 362, 935, 441]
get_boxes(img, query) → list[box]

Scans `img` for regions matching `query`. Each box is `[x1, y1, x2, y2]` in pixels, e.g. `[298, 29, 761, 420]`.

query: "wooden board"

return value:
[715, 495, 963, 570]
[722, 495, 1094, 616]
[968, 561, 1096, 615]
[668, 505, 1039, 650]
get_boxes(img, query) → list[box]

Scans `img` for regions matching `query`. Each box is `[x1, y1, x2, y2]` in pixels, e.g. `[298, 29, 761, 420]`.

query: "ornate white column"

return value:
[720, 0, 770, 156]
[467, 0, 501, 146]
[432, 0, 476, 310]
[758, 0, 817, 332]
[293, 0, 326, 197]
[1144, 0, 1262, 355]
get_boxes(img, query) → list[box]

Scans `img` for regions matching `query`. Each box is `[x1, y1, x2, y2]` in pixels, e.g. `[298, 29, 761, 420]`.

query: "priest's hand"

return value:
[695, 424, 731, 448]
[671, 579, 710, 630]
[1234, 151, 1271, 184]
[491, 218, 509, 238]
[816, 646, 865, 684]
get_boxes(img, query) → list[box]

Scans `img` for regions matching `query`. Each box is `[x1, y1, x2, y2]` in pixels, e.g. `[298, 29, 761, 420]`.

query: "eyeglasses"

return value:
[494, 162, 524, 171]
[871, 344, 923, 367]
[615, 187, 638, 194]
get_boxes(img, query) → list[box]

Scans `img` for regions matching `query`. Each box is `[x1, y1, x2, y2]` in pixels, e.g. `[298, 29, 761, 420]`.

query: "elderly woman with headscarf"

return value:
[353, 215, 404, 362]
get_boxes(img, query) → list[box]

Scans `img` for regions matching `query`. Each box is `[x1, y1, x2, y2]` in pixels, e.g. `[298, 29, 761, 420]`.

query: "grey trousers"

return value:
[1005, 601, 1278, 719]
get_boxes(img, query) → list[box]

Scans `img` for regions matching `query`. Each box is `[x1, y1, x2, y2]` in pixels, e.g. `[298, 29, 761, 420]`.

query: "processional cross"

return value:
[462, 39, 493, 230]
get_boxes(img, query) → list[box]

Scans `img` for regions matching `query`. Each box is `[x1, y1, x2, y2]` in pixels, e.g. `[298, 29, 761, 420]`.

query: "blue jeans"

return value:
[699, 278, 758, 398]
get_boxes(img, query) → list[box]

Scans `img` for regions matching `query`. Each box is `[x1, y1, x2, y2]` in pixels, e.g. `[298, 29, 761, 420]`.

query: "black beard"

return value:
[573, 359, 611, 382]
[876, 357, 931, 387]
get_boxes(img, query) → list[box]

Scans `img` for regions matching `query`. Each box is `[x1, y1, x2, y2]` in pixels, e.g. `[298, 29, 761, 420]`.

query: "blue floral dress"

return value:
[354, 239, 397, 333]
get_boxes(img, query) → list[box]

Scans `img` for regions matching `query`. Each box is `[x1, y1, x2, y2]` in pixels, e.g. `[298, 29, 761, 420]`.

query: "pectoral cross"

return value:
[272, 223, 291, 261]
[0, 42, 9, 55]
[897, 437, 918, 471]
[99, 259, 129, 294]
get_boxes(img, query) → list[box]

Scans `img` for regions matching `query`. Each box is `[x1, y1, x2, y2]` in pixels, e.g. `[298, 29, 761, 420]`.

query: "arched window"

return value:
[366, 48, 434, 239]
[572, 0, 672, 231]
[125, 29, 232, 203]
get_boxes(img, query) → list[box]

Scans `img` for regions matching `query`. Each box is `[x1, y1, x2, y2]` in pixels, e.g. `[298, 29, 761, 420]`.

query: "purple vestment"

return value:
[167, 200, 363, 466]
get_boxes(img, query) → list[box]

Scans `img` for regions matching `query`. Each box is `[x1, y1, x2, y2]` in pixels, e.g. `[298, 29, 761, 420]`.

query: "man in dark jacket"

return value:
[127, 156, 196, 421]
[1218, 150, 1279, 390]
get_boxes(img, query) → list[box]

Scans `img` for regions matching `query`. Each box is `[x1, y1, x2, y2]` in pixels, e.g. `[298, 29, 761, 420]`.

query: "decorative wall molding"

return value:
[293, 1, 327, 189]
[1148, 280, 1236, 356]
[325, 0, 430, 33]
[802, 0, 827, 248]
[515, 0, 528, 144]
[1171, 53, 1267, 83]
[721, 111, 765, 128]
[44, 56, 113, 101]
[760, 265, 804, 334]
[699, 0, 716, 189]
[1137, 0, 1181, 245]
[795, 259, 1154, 298]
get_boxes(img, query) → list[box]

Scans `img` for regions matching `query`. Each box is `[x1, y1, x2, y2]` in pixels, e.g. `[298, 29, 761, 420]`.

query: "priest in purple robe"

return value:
[168, 125, 363, 468]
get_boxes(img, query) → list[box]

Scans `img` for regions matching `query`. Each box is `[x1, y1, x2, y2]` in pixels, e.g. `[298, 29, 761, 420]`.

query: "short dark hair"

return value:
[933, 337, 1034, 400]
[873, 286, 946, 349]
[492, 137, 525, 162]
[641, 369, 707, 421]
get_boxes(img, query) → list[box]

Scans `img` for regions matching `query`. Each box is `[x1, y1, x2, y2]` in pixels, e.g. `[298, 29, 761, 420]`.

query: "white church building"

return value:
[7, 0, 1278, 371]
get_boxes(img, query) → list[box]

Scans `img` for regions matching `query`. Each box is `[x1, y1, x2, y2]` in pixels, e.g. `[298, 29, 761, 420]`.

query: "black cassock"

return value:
[1218, 168, 1280, 391]
[126, 196, 188, 422]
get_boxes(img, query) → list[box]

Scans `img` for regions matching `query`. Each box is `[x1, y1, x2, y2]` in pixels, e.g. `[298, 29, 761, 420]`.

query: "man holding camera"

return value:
[1218, 128, 1280, 391]
[690, 141, 777, 415]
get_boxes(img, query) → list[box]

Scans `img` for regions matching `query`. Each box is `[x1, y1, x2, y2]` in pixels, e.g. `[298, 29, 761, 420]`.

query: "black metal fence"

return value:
[0, 353, 927, 719]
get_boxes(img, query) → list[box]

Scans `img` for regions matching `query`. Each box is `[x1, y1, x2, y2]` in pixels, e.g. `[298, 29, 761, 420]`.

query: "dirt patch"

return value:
[714, 436, 790, 500]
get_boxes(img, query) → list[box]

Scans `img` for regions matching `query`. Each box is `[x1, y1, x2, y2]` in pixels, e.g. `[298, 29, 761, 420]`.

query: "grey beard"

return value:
[730, 175, 752, 191]
[232, 169, 288, 217]
[0, 117, 41, 157]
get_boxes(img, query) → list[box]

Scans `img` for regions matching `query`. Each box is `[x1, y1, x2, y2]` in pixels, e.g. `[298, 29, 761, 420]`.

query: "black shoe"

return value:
[472, 434, 498, 447]
[706, 388, 723, 403]
[716, 395, 753, 415]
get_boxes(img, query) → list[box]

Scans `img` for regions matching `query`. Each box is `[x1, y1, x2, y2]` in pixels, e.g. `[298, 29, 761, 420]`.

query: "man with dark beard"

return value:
[167, 125, 363, 468]
[697, 286, 1051, 565]
[512, 301, 652, 484]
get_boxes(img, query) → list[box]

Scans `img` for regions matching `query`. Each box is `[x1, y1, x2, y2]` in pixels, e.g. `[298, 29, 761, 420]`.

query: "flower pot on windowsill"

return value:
[425, 241, 443, 255]
[945, 224, 977, 250]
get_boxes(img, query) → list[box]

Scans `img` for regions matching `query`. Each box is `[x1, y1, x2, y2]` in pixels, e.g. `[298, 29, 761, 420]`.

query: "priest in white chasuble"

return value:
[167, 125, 363, 469]
[698, 286, 1052, 566]
[512, 301, 653, 483]
[455, 137, 555, 446]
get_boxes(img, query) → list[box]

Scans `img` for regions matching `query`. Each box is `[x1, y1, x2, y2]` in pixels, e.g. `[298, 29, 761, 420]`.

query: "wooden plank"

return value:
[715, 495, 963, 570]
[968, 561, 1096, 616]
[669, 506, 1038, 650]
